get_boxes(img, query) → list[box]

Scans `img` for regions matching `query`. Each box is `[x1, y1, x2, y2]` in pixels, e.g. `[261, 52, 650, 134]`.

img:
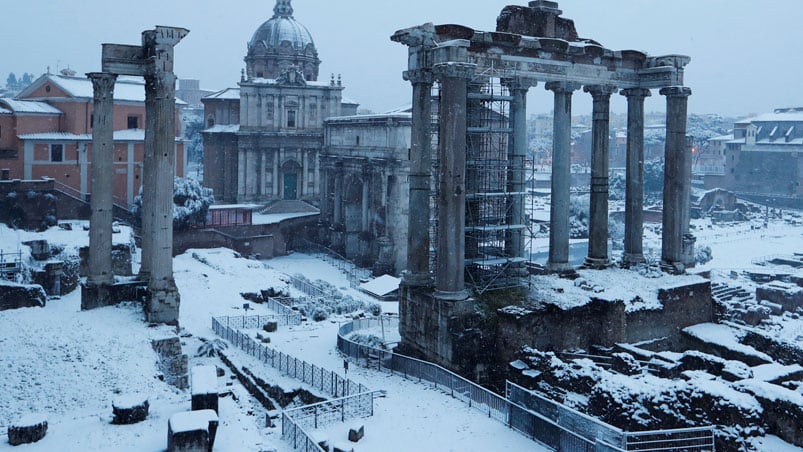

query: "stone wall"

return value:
[152, 337, 189, 389]
[0, 281, 46, 310]
[625, 280, 713, 349]
[496, 299, 626, 362]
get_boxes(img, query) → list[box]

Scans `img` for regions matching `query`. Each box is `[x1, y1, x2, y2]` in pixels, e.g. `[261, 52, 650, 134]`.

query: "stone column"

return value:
[361, 177, 369, 231]
[403, 69, 435, 286]
[620, 88, 651, 267]
[142, 27, 188, 325]
[660, 86, 692, 273]
[504, 79, 534, 269]
[333, 165, 343, 224]
[86, 72, 117, 290]
[584, 85, 616, 268]
[433, 63, 474, 298]
[545, 82, 580, 273]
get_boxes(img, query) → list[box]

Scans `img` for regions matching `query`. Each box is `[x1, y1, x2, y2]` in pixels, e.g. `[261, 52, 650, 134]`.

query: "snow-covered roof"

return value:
[383, 104, 412, 115]
[326, 112, 412, 123]
[203, 124, 240, 133]
[247, 77, 333, 87]
[735, 111, 803, 124]
[0, 107, 11, 114]
[0, 99, 62, 115]
[708, 134, 734, 142]
[16, 74, 187, 105]
[359, 275, 401, 298]
[18, 129, 180, 142]
[208, 203, 261, 211]
[341, 96, 359, 105]
[203, 88, 240, 100]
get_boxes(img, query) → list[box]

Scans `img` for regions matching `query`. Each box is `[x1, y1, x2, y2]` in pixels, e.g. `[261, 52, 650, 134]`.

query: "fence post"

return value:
[341, 399, 345, 422]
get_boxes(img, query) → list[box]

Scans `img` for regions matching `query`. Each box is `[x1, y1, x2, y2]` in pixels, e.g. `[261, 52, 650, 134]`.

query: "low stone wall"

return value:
[625, 280, 713, 349]
[0, 282, 46, 311]
[497, 299, 626, 358]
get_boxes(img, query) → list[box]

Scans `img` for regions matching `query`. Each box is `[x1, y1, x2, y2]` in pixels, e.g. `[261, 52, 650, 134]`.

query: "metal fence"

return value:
[281, 391, 377, 452]
[265, 297, 302, 319]
[212, 316, 367, 398]
[337, 318, 716, 452]
[214, 312, 301, 329]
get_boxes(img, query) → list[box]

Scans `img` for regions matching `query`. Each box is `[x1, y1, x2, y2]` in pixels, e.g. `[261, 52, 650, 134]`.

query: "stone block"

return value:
[610, 352, 642, 376]
[112, 396, 149, 424]
[0, 282, 46, 311]
[333, 443, 354, 452]
[348, 424, 364, 442]
[263, 321, 278, 333]
[7, 414, 48, 446]
[168, 409, 218, 452]
[191, 364, 219, 414]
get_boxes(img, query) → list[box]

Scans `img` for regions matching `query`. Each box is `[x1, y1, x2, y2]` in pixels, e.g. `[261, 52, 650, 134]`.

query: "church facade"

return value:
[202, 0, 356, 204]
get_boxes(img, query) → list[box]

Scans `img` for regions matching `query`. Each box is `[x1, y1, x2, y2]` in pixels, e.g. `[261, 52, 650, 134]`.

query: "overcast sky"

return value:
[4, 1, 802, 118]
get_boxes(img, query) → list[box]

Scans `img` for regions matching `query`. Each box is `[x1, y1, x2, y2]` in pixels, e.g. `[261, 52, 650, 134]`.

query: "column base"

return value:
[81, 282, 114, 311]
[401, 271, 433, 287]
[146, 282, 181, 326]
[433, 289, 471, 302]
[546, 260, 574, 274]
[581, 257, 610, 270]
[660, 260, 685, 275]
[621, 253, 646, 268]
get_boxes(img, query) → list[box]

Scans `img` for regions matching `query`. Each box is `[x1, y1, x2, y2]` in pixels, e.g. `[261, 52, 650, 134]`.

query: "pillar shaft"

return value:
[434, 63, 474, 297]
[142, 27, 188, 324]
[333, 166, 343, 224]
[87, 72, 117, 286]
[585, 85, 616, 268]
[546, 82, 580, 272]
[620, 88, 651, 266]
[404, 69, 434, 285]
[145, 71, 179, 291]
[504, 80, 532, 264]
[660, 86, 692, 271]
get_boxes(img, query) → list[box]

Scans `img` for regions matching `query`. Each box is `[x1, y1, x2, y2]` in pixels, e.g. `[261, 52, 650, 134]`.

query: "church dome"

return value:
[245, 0, 321, 81]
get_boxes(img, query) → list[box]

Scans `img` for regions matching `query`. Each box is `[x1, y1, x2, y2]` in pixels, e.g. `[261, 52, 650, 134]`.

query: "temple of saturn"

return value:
[81, 26, 188, 325]
[392, 1, 697, 369]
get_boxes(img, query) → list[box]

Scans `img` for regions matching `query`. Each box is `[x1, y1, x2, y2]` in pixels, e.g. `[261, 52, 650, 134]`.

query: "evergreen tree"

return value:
[6, 72, 17, 89]
[20, 73, 34, 86]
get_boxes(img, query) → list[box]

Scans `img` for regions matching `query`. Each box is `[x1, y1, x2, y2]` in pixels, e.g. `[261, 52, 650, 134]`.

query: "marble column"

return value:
[433, 63, 474, 298]
[86, 72, 117, 288]
[660, 86, 692, 273]
[546, 81, 580, 273]
[142, 26, 188, 325]
[584, 85, 616, 268]
[403, 69, 434, 286]
[620, 88, 651, 266]
[504, 79, 534, 270]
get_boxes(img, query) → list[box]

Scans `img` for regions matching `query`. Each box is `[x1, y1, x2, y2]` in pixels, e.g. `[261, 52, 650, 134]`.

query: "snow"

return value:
[190, 366, 217, 396]
[751, 363, 803, 382]
[252, 211, 318, 225]
[169, 409, 217, 434]
[526, 267, 705, 312]
[112, 395, 148, 410]
[358, 275, 400, 298]
[682, 323, 773, 362]
[0, 99, 61, 114]
[14, 413, 48, 427]
[736, 379, 803, 405]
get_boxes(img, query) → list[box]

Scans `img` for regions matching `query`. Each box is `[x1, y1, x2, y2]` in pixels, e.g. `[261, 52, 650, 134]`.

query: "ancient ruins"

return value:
[392, 1, 700, 375]
[82, 26, 188, 325]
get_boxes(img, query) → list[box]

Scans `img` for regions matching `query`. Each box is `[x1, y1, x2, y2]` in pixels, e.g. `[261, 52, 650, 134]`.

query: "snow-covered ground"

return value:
[0, 224, 543, 451]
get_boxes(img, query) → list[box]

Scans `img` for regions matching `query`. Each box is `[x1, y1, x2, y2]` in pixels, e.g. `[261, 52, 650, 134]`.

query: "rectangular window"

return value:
[127, 115, 139, 129]
[0, 149, 16, 160]
[50, 144, 64, 162]
[287, 110, 296, 128]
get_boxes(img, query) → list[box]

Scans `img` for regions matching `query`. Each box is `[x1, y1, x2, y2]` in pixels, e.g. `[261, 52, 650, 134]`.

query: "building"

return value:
[703, 108, 803, 205]
[0, 71, 186, 208]
[319, 111, 412, 275]
[202, 0, 357, 205]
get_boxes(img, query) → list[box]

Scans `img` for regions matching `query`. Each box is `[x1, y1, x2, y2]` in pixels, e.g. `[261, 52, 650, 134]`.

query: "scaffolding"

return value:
[427, 71, 532, 294]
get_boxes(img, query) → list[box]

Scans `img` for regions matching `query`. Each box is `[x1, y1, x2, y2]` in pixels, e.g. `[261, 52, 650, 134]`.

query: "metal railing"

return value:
[337, 318, 716, 452]
[212, 316, 367, 398]
[214, 312, 301, 329]
[295, 239, 371, 289]
[281, 391, 378, 452]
